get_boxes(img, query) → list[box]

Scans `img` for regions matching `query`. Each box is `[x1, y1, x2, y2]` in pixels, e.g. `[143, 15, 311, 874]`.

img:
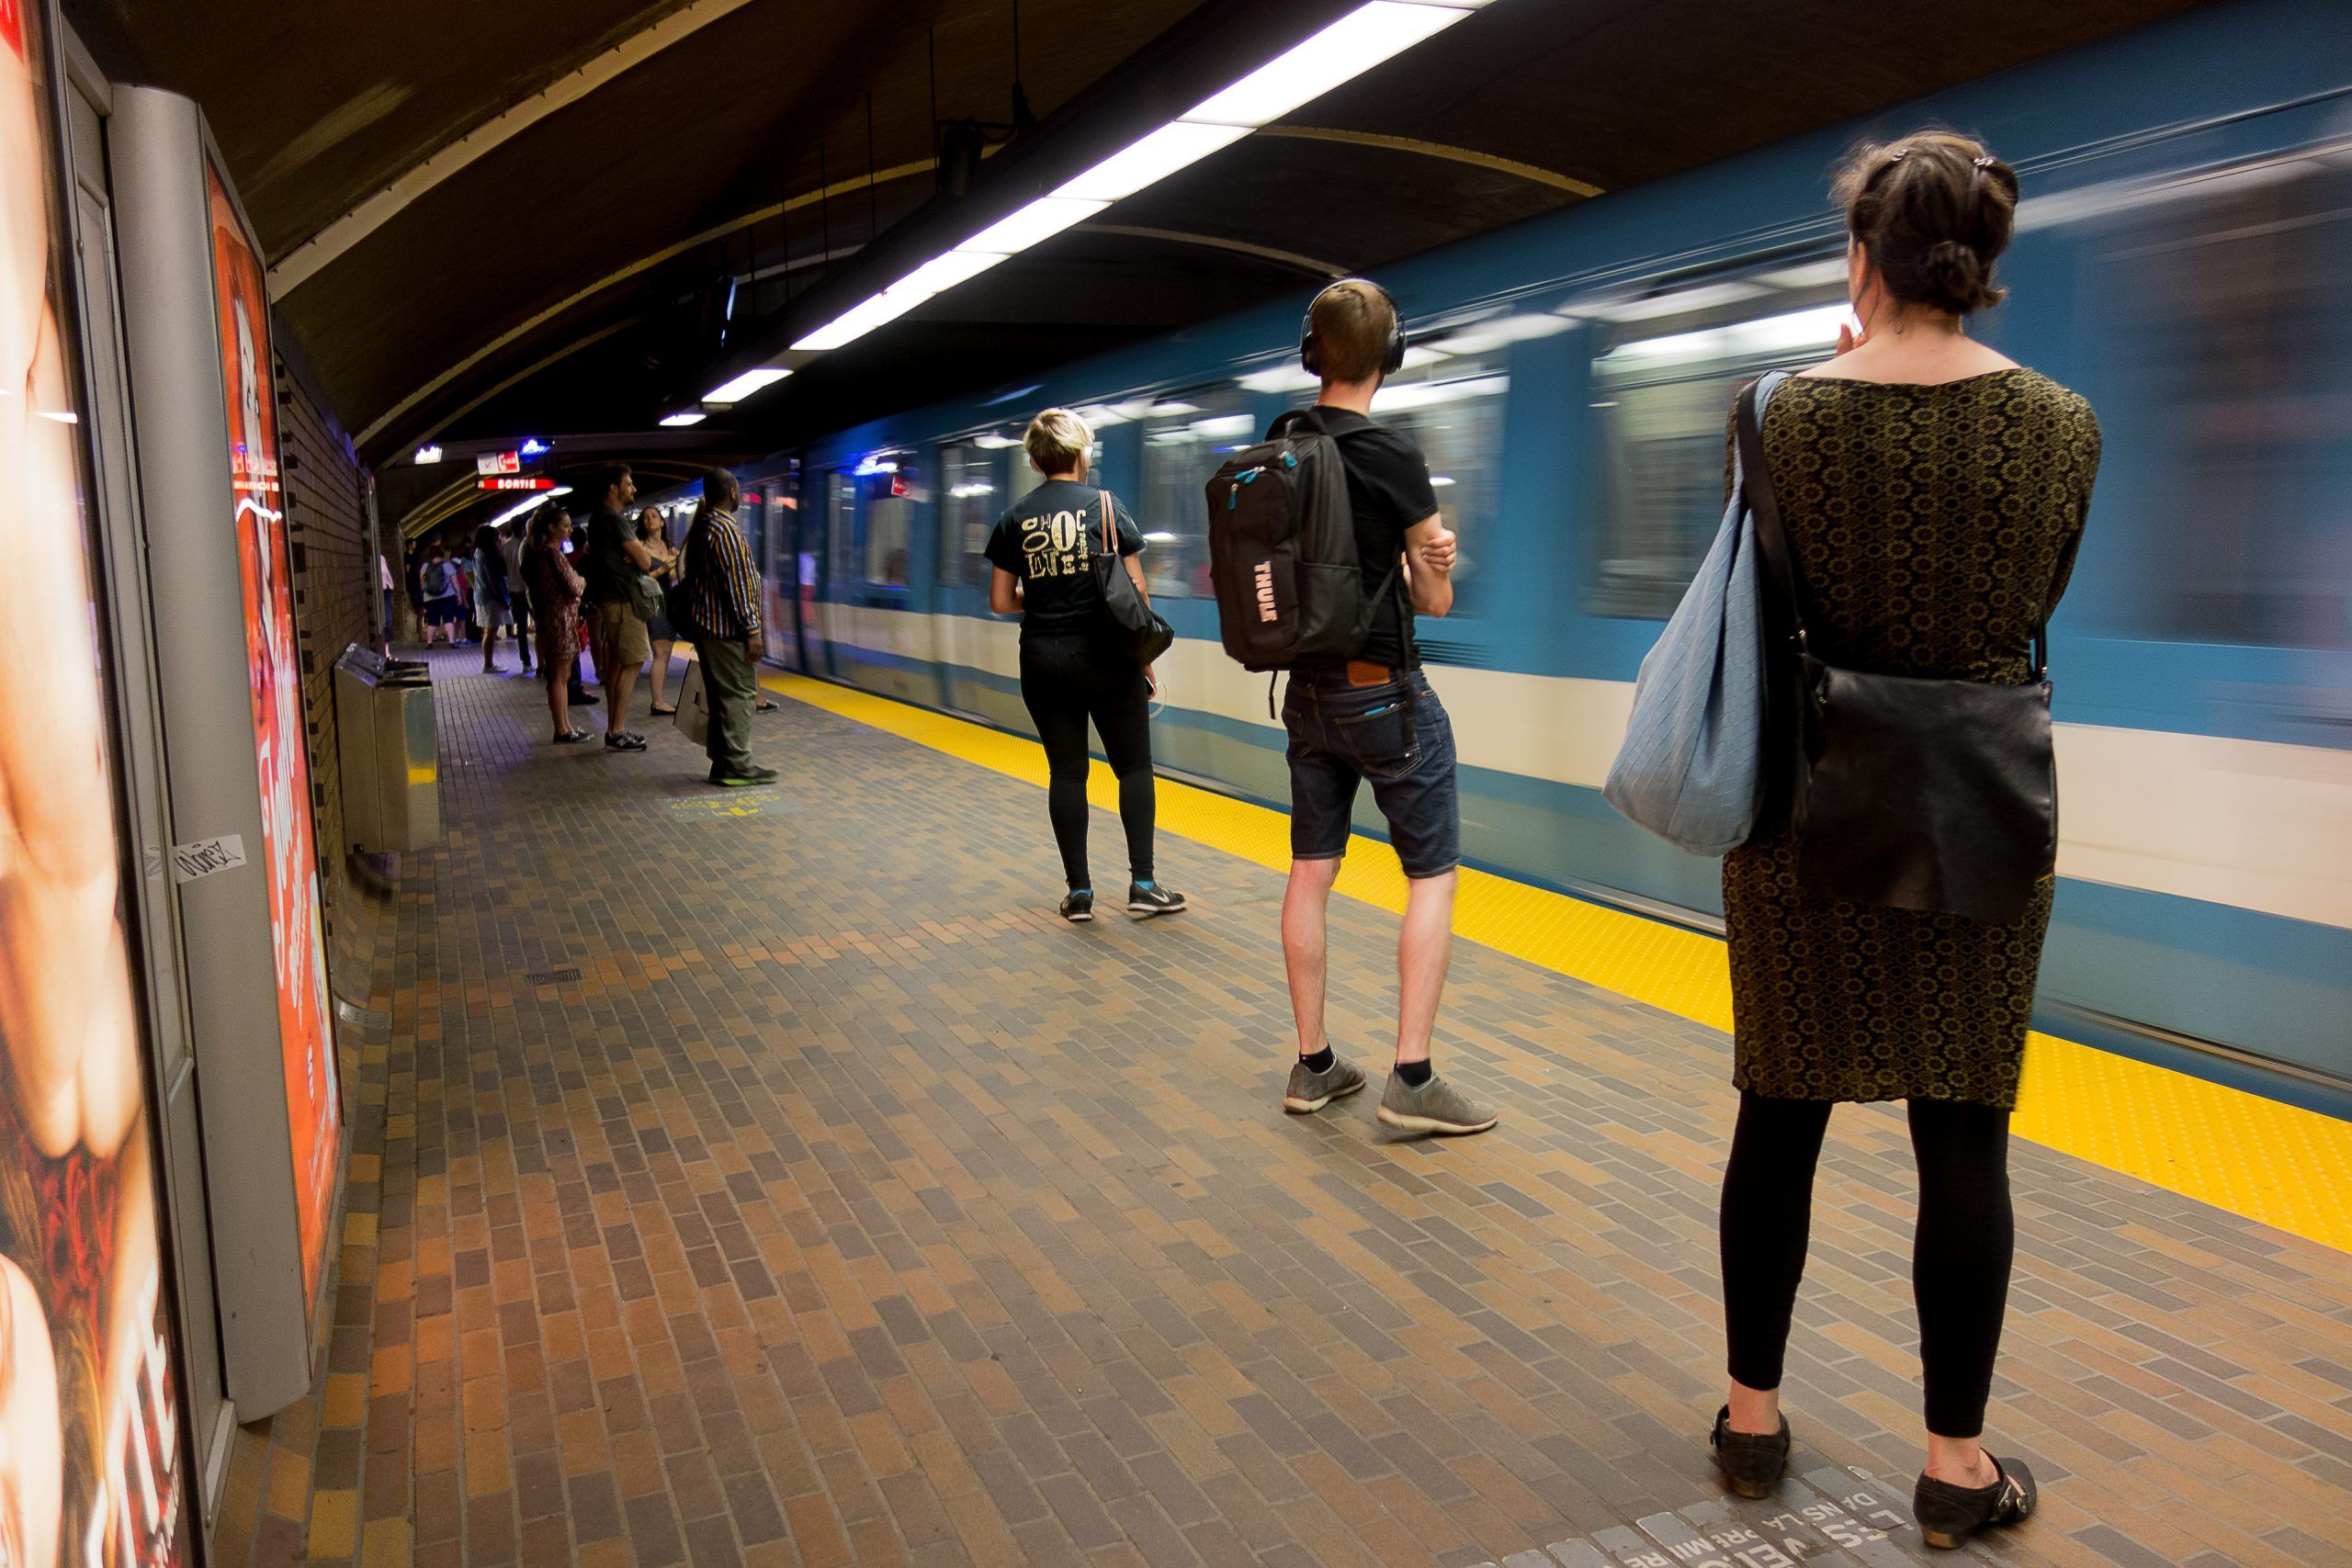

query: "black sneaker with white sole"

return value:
[1058, 890, 1095, 923]
[604, 730, 647, 752]
[1126, 883, 1186, 919]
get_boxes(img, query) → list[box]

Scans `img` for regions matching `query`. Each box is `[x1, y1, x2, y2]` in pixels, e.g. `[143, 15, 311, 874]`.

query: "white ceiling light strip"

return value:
[741, 0, 1487, 396]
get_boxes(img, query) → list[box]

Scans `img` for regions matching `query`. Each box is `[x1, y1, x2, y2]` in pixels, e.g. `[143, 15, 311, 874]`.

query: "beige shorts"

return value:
[594, 603, 651, 670]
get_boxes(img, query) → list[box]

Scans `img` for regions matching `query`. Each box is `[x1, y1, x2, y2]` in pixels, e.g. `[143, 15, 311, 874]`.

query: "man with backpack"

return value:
[1210, 278, 1496, 1136]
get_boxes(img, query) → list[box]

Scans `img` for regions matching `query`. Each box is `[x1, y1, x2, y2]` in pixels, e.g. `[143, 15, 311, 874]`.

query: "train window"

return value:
[2074, 147, 2352, 649]
[1140, 389, 1250, 597]
[1369, 361, 1506, 609]
[1583, 275, 1848, 617]
[937, 443, 999, 589]
[865, 488, 912, 587]
[826, 472, 856, 587]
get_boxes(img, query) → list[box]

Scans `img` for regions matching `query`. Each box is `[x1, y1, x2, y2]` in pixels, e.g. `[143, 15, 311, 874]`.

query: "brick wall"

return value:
[273, 353, 382, 1000]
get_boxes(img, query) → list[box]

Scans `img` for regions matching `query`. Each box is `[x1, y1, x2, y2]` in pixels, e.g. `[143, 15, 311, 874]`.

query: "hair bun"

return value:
[1919, 239, 1995, 314]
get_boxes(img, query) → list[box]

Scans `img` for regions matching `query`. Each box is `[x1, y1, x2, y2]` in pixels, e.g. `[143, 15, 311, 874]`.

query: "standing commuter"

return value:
[378, 552, 397, 647]
[419, 543, 459, 644]
[1275, 280, 1492, 1137]
[501, 519, 535, 675]
[679, 469, 775, 787]
[472, 524, 512, 673]
[1706, 133, 2098, 1551]
[582, 465, 653, 752]
[637, 507, 682, 716]
[985, 409, 1184, 923]
[523, 507, 591, 743]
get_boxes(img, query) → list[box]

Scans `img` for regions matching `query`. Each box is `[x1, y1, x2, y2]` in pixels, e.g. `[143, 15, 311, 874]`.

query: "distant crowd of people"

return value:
[398, 463, 776, 786]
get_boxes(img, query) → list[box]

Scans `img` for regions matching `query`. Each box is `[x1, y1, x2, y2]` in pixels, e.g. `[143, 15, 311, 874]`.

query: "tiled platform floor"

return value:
[211, 649, 2352, 1568]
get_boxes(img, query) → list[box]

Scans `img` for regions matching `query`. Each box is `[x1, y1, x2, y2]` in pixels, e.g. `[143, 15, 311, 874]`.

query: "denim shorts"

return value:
[1283, 666, 1460, 879]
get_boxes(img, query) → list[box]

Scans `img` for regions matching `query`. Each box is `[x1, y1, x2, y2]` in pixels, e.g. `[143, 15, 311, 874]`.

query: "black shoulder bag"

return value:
[1737, 379, 2057, 924]
[1091, 490, 1175, 666]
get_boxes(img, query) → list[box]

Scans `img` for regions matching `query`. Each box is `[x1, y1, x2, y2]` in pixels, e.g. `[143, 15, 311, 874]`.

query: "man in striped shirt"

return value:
[682, 468, 776, 786]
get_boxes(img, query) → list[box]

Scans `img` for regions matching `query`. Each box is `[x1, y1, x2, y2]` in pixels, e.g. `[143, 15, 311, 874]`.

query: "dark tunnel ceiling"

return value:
[86, 0, 2210, 501]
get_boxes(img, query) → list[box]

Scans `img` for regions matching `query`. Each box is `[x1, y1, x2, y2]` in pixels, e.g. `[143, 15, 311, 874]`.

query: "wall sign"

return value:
[474, 450, 519, 475]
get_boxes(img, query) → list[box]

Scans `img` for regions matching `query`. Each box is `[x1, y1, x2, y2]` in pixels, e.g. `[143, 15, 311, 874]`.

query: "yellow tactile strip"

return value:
[767, 671, 2352, 1255]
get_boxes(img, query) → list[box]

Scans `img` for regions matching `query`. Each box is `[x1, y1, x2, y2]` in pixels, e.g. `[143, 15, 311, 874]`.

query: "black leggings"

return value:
[1720, 1091, 2013, 1438]
[1018, 637, 1155, 891]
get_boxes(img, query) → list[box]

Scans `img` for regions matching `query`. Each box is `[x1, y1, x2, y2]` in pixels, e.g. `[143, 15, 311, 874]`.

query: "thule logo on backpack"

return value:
[1253, 561, 1277, 622]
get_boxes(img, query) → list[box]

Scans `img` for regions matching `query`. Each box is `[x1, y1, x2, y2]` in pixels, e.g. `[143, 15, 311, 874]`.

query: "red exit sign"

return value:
[478, 476, 555, 491]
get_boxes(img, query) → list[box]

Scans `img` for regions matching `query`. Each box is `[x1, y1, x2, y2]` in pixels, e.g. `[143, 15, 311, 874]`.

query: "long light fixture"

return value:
[703, 367, 791, 404]
[660, 411, 707, 427]
[773, 0, 1489, 370]
[490, 484, 571, 528]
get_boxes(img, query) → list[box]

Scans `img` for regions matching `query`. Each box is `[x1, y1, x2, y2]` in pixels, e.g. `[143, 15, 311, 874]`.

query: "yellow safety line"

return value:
[764, 671, 2352, 1254]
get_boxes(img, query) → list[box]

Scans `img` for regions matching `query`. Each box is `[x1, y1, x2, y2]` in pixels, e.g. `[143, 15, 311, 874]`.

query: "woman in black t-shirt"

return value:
[985, 409, 1185, 924]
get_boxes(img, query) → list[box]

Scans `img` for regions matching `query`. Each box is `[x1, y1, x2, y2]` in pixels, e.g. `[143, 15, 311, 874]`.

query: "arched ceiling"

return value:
[76, 0, 2210, 526]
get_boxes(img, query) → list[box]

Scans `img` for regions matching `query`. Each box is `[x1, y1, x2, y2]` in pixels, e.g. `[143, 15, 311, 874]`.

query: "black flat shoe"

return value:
[1709, 1406, 1790, 1499]
[1914, 1456, 2035, 1551]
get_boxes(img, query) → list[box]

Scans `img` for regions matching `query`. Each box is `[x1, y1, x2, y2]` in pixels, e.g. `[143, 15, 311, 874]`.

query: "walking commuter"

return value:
[1274, 280, 1492, 1136]
[1706, 133, 2098, 1551]
[581, 465, 653, 752]
[472, 524, 513, 672]
[637, 507, 682, 716]
[419, 543, 460, 644]
[679, 468, 776, 787]
[523, 507, 591, 743]
[985, 409, 1183, 923]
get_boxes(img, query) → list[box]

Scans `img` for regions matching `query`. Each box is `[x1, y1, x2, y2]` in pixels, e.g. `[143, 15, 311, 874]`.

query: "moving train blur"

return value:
[719, 1, 2352, 1095]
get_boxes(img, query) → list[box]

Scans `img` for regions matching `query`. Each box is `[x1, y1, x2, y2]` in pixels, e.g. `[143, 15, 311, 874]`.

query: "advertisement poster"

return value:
[204, 163, 340, 1307]
[0, 1, 193, 1562]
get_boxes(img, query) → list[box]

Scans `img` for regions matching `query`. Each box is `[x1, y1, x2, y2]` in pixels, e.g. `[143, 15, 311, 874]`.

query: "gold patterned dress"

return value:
[1722, 368, 2102, 1109]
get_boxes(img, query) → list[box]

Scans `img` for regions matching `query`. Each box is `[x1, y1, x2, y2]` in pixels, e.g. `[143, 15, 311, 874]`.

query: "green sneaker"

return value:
[1376, 1070, 1498, 1135]
[1283, 1053, 1367, 1114]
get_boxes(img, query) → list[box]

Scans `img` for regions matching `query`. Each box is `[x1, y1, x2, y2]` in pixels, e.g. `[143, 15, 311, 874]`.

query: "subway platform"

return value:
[211, 649, 2352, 1568]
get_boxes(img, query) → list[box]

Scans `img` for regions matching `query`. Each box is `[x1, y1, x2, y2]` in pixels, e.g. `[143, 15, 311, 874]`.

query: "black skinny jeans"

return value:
[1018, 635, 1155, 891]
[1720, 1091, 2014, 1438]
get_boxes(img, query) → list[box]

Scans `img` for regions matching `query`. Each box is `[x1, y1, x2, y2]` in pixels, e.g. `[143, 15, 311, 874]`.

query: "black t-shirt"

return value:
[984, 479, 1144, 641]
[581, 508, 631, 606]
[1297, 407, 1440, 669]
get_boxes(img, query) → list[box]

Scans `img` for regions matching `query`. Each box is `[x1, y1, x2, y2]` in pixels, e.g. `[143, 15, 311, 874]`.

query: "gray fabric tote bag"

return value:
[1603, 370, 1788, 855]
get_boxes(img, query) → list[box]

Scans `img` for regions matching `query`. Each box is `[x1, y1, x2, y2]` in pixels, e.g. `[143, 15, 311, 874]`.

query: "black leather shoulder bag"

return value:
[1736, 379, 2057, 924]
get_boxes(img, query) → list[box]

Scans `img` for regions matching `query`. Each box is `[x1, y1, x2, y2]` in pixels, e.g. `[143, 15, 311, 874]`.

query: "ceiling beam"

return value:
[268, 0, 763, 299]
[1257, 125, 1602, 197]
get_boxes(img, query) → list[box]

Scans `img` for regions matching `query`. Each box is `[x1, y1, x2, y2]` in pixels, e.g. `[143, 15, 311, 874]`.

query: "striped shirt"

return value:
[684, 508, 761, 639]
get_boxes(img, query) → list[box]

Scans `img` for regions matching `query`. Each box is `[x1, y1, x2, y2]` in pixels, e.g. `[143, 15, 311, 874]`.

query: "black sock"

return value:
[1301, 1045, 1334, 1073]
[1394, 1059, 1433, 1088]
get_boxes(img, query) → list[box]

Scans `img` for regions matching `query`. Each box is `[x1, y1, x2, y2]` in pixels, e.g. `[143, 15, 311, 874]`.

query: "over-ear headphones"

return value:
[1300, 278, 1408, 379]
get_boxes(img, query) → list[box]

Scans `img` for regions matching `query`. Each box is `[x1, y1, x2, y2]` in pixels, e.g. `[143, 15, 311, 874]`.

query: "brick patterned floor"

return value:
[208, 648, 2352, 1568]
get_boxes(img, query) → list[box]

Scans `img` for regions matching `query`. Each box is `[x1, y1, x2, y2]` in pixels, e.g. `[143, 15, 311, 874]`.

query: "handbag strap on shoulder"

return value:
[1099, 490, 1116, 555]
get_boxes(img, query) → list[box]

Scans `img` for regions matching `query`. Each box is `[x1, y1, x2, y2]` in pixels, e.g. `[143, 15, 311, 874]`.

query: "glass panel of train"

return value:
[937, 442, 1000, 590]
[2065, 140, 2352, 661]
[1140, 390, 1250, 598]
[1583, 266, 1849, 618]
[1367, 357, 1506, 609]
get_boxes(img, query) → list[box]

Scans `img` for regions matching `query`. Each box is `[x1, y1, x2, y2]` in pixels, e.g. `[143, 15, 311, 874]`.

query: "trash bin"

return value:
[334, 644, 438, 852]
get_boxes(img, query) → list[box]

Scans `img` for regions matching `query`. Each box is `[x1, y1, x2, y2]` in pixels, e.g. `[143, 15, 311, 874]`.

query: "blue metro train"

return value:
[726, 0, 2352, 1099]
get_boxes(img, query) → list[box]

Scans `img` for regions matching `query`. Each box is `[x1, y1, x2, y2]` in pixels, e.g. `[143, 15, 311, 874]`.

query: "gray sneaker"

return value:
[1283, 1053, 1368, 1114]
[1376, 1071, 1498, 1135]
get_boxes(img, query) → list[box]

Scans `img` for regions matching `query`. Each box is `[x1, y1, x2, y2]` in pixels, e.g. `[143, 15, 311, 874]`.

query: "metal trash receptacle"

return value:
[334, 644, 438, 852]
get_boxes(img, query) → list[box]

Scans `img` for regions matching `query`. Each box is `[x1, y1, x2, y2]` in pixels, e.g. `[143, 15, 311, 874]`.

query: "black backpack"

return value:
[1204, 408, 1393, 671]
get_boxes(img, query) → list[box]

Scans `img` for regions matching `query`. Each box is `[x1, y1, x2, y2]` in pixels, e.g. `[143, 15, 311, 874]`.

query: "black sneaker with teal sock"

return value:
[1126, 881, 1186, 918]
[1059, 889, 1095, 923]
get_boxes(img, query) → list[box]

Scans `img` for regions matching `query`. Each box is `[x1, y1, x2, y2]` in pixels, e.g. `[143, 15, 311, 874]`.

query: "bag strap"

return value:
[1100, 490, 1116, 557]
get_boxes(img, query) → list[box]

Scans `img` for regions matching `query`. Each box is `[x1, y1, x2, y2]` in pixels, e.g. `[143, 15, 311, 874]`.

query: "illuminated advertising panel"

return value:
[204, 164, 340, 1307]
[3, 0, 194, 1560]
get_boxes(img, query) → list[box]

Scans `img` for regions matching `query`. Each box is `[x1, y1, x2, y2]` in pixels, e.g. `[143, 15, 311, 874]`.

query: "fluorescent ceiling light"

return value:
[1147, 400, 1202, 417]
[972, 433, 1022, 449]
[1182, 2, 1471, 129]
[1055, 121, 1250, 201]
[1398, 345, 1452, 369]
[704, 367, 791, 404]
[1429, 312, 1573, 355]
[1238, 364, 1321, 393]
[490, 485, 571, 528]
[888, 250, 1010, 298]
[793, 289, 932, 352]
[1596, 305, 1852, 368]
[1755, 258, 1849, 290]
[955, 197, 1109, 256]
[1588, 282, 1766, 323]
[413, 444, 443, 465]
[1143, 531, 1179, 543]
[1190, 413, 1255, 439]
[1371, 373, 1509, 413]
[1430, 475, 1457, 486]
[660, 412, 707, 427]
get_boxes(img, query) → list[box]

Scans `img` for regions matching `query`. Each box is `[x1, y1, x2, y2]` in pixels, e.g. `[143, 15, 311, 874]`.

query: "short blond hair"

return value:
[1306, 280, 1397, 383]
[1023, 408, 1093, 475]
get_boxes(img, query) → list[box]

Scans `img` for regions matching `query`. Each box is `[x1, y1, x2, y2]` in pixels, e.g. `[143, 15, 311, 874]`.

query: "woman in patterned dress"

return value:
[524, 507, 590, 744]
[1706, 131, 2101, 1551]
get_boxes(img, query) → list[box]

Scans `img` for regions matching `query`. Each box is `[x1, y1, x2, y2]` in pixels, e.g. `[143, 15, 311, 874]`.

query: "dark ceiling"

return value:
[76, 0, 2208, 533]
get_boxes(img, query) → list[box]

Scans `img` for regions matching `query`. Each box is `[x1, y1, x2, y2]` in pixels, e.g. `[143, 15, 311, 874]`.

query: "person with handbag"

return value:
[471, 523, 514, 673]
[1706, 132, 2100, 1552]
[580, 463, 654, 752]
[521, 507, 591, 743]
[677, 468, 776, 788]
[635, 507, 683, 716]
[985, 408, 1183, 923]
